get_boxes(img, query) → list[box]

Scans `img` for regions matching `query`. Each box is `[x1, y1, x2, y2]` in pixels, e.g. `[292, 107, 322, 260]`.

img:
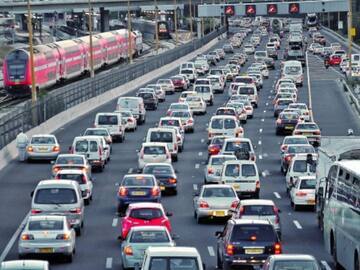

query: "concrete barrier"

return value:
[0, 36, 220, 171]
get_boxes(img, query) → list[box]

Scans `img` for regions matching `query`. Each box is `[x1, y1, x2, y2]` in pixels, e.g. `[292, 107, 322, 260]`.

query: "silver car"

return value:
[204, 155, 237, 184]
[120, 226, 175, 269]
[18, 215, 76, 262]
[26, 134, 60, 161]
[193, 184, 239, 223]
[264, 254, 323, 270]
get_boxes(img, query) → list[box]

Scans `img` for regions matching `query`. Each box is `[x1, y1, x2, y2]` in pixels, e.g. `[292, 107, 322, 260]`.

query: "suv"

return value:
[116, 97, 146, 125]
[216, 219, 281, 269]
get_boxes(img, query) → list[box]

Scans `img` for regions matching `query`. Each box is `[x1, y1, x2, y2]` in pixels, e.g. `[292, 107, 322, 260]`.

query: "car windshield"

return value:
[288, 145, 314, 154]
[297, 123, 319, 130]
[293, 160, 316, 173]
[57, 173, 86, 184]
[34, 188, 77, 204]
[285, 66, 301, 75]
[202, 187, 236, 198]
[143, 146, 166, 155]
[216, 109, 235, 116]
[225, 164, 240, 177]
[129, 208, 163, 220]
[143, 165, 173, 175]
[122, 176, 154, 186]
[28, 220, 64, 231]
[150, 132, 173, 143]
[149, 258, 199, 270]
[85, 129, 108, 136]
[31, 137, 55, 144]
[98, 115, 118, 125]
[130, 230, 169, 243]
[273, 261, 318, 270]
[300, 179, 316, 189]
[242, 205, 275, 216]
[225, 141, 251, 152]
[239, 87, 255, 95]
[56, 156, 83, 165]
[231, 224, 276, 242]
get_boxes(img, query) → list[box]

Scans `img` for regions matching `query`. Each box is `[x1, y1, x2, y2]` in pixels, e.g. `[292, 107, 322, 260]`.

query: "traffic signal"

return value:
[245, 5, 256, 16]
[224, 5, 235, 16]
[289, 3, 300, 14]
[267, 4, 278, 15]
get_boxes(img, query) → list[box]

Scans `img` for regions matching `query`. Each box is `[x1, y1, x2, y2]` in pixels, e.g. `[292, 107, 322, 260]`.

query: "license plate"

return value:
[232, 184, 240, 190]
[307, 199, 315, 204]
[213, 210, 226, 217]
[131, 191, 146, 196]
[39, 248, 54, 253]
[160, 186, 165, 191]
[38, 147, 48, 152]
[285, 126, 293, 130]
[245, 248, 263, 255]
[303, 132, 312, 136]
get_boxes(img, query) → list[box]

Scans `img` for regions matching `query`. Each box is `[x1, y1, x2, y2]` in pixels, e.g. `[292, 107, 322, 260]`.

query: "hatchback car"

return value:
[51, 154, 91, 177]
[170, 75, 188, 91]
[115, 110, 137, 132]
[274, 98, 294, 117]
[138, 143, 171, 170]
[290, 175, 317, 211]
[143, 163, 177, 195]
[169, 110, 194, 133]
[280, 135, 310, 153]
[280, 144, 316, 174]
[83, 127, 113, 145]
[156, 79, 175, 94]
[137, 92, 158, 110]
[208, 135, 231, 157]
[275, 112, 301, 135]
[185, 96, 207, 115]
[26, 134, 60, 162]
[116, 174, 161, 213]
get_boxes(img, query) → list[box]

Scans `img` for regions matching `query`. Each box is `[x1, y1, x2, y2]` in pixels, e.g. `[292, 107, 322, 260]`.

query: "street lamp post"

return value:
[154, 0, 159, 53]
[174, 0, 178, 46]
[27, 0, 37, 103]
[88, 0, 94, 78]
[127, 0, 133, 63]
[189, 0, 193, 39]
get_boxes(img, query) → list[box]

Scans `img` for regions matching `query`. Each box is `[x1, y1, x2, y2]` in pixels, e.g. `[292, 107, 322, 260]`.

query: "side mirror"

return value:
[117, 235, 124, 241]
[50, 160, 55, 164]
[171, 233, 180, 240]
[193, 191, 200, 197]
[215, 231, 222, 237]
[30, 190, 34, 198]
[166, 211, 173, 217]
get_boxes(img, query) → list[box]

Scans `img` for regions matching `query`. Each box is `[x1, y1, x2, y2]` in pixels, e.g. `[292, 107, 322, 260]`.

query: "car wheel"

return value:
[209, 99, 214, 106]
[276, 129, 280, 136]
[179, 146, 183, 153]
[222, 261, 231, 270]
[196, 215, 204, 224]
[217, 251, 223, 269]
[253, 191, 260, 199]
[293, 203, 299, 211]
[98, 165, 104, 172]
[84, 198, 90, 205]
[65, 252, 73, 263]
[172, 155, 178, 162]
[75, 227, 81, 236]
[172, 189, 177, 196]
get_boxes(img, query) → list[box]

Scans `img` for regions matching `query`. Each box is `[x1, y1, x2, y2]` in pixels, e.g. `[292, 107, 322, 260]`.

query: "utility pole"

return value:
[189, 0, 193, 39]
[348, 0, 353, 78]
[88, 0, 94, 78]
[174, 0, 178, 46]
[154, 0, 159, 53]
[27, 0, 37, 103]
[127, 0, 133, 63]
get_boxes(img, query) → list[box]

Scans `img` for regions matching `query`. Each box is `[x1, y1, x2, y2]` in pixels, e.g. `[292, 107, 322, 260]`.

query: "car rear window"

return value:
[242, 205, 275, 216]
[284, 138, 308, 145]
[143, 165, 173, 175]
[161, 119, 180, 127]
[118, 98, 138, 108]
[171, 111, 190, 118]
[224, 119, 236, 129]
[144, 146, 166, 155]
[216, 108, 235, 116]
[150, 132, 173, 143]
[296, 123, 319, 130]
[273, 261, 318, 270]
[31, 137, 55, 144]
[122, 176, 154, 186]
[293, 160, 316, 173]
[56, 156, 83, 165]
[242, 164, 256, 177]
[277, 100, 293, 106]
[202, 187, 236, 198]
[231, 224, 277, 242]
[300, 179, 316, 189]
[280, 113, 298, 120]
[149, 258, 199, 270]
[288, 145, 315, 154]
[211, 156, 236, 166]
[225, 164, 240, 177]
[225, 141, 251, 152]
[130, 230, 169, 243]
[28, 220, 63, 231]
[98, 115, 118, 125]
[34, 188, 77, 204]
[195, 86, 210, 93]
[57, 173, 86, 184]
[170, 104, 188, 110]
[139, 93, 154, 99]
[239, 87, 255, 95]
[75, 140, 88, 152]
[85, 129, 108, 136]
[129, 208, 163, 220]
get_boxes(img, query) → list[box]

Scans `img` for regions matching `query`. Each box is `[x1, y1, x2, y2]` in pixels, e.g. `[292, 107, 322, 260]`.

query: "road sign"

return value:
[267, 4, 278, 15]
[224, 5, 235, 16]
[289, 3, 300, 14]
[245, 5, 256, 16]
[351, 27, 356, 37]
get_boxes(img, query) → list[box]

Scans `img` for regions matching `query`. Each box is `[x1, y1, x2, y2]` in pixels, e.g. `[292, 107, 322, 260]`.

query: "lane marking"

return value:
[112, 218, 118, 227]
[259, 154, 263, 160]
[195, 163, 200, 169]
[258, 140, 262, 145]
[198, 152, 203, 156]
[207, 246, 215, 257]
[266, 102, 269, 106]
[201, 139, 205, 143]
[128, 168, 133, 174]
[193, 184, 198, 191]
[259, 128, 263, 133]
[263, 110, 266, 113]
[0, 212, 30, 263]
[273, 192, 281, 199]
[320, 261, 332, 270]
[293, 220, 303, 229]
[106, 257, 113, 269]
[261, 118, 265, 122]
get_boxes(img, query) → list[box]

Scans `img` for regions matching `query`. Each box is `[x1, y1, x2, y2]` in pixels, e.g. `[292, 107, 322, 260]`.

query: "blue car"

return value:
[273, 98, 294, 117]
[117, 174, 161, 213]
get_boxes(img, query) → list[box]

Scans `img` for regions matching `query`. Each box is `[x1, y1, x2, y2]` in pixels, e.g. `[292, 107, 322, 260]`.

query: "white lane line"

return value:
[258, 140, 262, 145]
[259, 128, 263, 133]
[195, 164, 200, 169]
[112, 218, 118, 227]
[106, 257, 113, 269]
[261, 118, 265, 122]
[128, 168, 133, 174]
[198, 152, 203, 156]
[263, 110, 266, 113]
[0, 212, 30, 263]
[259, 154, 263, 160]
[274, 192, 281, 199]
[320, 261, 332, 270]
[193, 184, 198, 191]
[266, 102, 269, 106]
[293, 220, 303, 229]
[207, 246, 215, 257]
[201, 139, 205, 143]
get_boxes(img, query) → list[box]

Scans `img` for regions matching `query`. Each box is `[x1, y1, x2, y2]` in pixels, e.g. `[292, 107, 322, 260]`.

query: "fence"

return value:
[0, 27, 225, 149]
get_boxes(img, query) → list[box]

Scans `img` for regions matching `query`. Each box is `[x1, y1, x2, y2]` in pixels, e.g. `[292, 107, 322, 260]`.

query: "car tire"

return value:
[172, 155, 178, 162]
[217, 252, 223, 269]
[84, 198, 90, 205]
[196, 216, 204, 224]
[276, 129, 280, 136]
[191, 128, 194, 133]
[222, 261, 231, 270]
[253, 191, 260, 199]
[75, 227, 81, 236]
[179, 146, 183, 153]
[172, 189, 178, 196]
[209, 99, 214, 106]
[65, 252, 73, 263]
[293, 203, 299, 211]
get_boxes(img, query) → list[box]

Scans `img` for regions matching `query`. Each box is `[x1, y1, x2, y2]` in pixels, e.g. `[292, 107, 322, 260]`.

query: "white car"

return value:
[180, 68, 197, 83]
[226, 102, 248, 123]
[207, 115, 244, 143]
[115, 110, 137, 131]
[288, 103, 310, 121]
[254, 51, 268, 62]
[290, 175, 317, 211]
[194, 84, 214, 106]
[207, 75, 225, 93]
[244, 44, 255, 54]
[146, 84, 166, 102]
[178, 91, 197, 103]
[170, 110, 195, 133]
[138, 142, 172, 170]
[166, 102, 191, 116]
[156, 79, 175, 94]
[275, 78, 294, 90]
[185, 95, 207, 115]
[204, 155, 237, 184]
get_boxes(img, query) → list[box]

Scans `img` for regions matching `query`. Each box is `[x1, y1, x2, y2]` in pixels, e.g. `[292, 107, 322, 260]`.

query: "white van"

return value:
[140, 247, 205, 270]
[220, 160, 260, 198]
[94, 112, 125, 142]
[194, 84, 214, 105]
[282, 60, 304, 87]
[207, 115, 244, 143]
[30, 180, 85, 235]
[71, 136, 109, 171]
[116, 97, 146, 125]
[146, 127, 179, 161]
[237, 84, 258, 107]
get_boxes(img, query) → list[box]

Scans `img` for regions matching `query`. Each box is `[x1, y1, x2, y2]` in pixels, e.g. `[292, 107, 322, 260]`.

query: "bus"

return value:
[321, 160, 360, 270]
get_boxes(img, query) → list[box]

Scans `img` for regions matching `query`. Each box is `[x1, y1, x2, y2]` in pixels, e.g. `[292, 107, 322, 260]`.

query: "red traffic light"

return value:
[224, 5, 235, 16]
[245, 5, 256, 16]
[267, 4, 278, 15]
[289, 3, 300, 14]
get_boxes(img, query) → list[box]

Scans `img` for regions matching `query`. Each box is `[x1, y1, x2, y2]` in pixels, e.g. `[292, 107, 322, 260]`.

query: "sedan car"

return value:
[116, 174, 161, 213]
[273, 98, 294, 117]
[156, 79, 175, 94]
[166, 102, 190, 116]
[275, 112, 301, 135]
[51, 154, 91, 177]
[26, 134, 60, 162]
[169, 110, 194, 133]
[293, 122, 321, 146]
[115, 110, 137, 132]
[137, 92, 158, 110]
[263, 254, 323, 270]
[193, 184, 239, 223]
[223, 44, 234, 53]
[143, 163, 177, 195]
[280, 135, 310, 153]
[185, 96, 207, 115]
[138, 143, 171, 170]
[205, 155, 237, 184]
[120, 226, 175, 270]
[207, 135, 231, 157]
[170, 75, 188, 91]
[18, 215, 76, 262]
[145, 84, 166, 102]
[290, 175, 317, 211]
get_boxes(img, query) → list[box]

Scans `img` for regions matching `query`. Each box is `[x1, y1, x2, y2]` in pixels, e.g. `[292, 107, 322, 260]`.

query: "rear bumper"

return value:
[27, 152, 59, 160]
[117, 197, 161, 208]
[18, 242, 74, 256]
[225, 256, 267, 266]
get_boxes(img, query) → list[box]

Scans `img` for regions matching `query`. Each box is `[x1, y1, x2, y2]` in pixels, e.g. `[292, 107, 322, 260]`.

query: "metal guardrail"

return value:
[0, 27, 226, 150]
[322, 26, 360, 53]
[341, 78, 360, 114]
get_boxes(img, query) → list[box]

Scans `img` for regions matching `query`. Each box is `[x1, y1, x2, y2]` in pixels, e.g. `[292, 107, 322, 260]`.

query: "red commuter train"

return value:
[3, 29, 143, 97]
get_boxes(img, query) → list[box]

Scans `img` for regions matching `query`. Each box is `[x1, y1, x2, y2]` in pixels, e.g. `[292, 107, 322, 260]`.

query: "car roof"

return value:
[240, 199, 275, 206]
[231, 219, 271, 225]
[27, 215, 65, 222]
[146, 247, 200, 256]
[210, 115, 237, 120]
[224, 160, 256, 165]
[128, 202, 163, 210]
[297, 175, 317, 180]
[37, 179, 78, 188]
[31, 134, 55, 138]
[143, 163, 173, 168]
[129, 226, 169, 232]
[268, 254, 317, 261]
[141, 142, 168, 147]
[202, 184, 234, 189]
[57, 154, 84, 159]
[56, 169, 86, 174]
[1, 260, 49, 269]
[224, 137, 251, 142]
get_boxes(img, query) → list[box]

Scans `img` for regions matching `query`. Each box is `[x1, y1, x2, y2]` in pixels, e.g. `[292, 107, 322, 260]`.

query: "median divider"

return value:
[0, 28, 225, 171]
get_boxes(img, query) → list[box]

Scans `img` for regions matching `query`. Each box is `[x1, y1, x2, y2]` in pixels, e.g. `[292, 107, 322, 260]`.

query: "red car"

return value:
[170, 75, 188, 91]
[207, 135, 230, 157]
[329, 54, 342, 66]
[121, 202, 172, 239]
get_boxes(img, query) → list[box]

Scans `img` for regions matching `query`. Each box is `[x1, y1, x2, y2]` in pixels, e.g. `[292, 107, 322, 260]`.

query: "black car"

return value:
[264, 57, 275, 70]
[136, 92, 158, 110]
[142, 163, 177, 195]
[275, 112, 300, 135]
[216, 219, 281, 269]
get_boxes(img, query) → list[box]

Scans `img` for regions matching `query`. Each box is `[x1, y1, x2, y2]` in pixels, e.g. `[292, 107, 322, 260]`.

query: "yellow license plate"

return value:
[160, 186, 165, 191]
[285, 126, 293, 130]
[39, 248, 53, 253]
[245, 248, 263, 255]
[38, 147, 48, 152]
[307, 199, 315, 204]
[213, 210, 226, 217]
[131, 191, 146, 196]
[232, 184, 240, 189]
[303, 133, 312, 136]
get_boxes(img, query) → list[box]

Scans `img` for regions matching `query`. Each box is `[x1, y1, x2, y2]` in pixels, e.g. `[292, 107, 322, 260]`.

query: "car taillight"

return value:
[124, 246, 133, 256]
[174, 143, 177, 151]
[52, 146, 60, 152]
[230, 201, 238, 208]
[188, 119, 193, 124]
[168, 178, 177, 184]
[256, 181, 260, 189]
[128, 118, 133, 123]
[294, 131, 301, 135]
[208, 167, 214, 174]
[209, 146, 219, 155]
[296, 191, 308, 197]
[276, 119, 282, 124]
[56, 233, 71, 240]
[118, 187, 128, 197]
[70, 208, 82, 214]
[166, 111, 171, 116]
[99, 148, 102, 159]
[21, 234, 34, 241]
[199, 201, 209, 208]
[285, 155, 293, 163]
[177, 135, 181, 142]
[226, 244, 234, 256]
[246, 106, 252, 110]
[140, 149, 144, 159]
[314, 131, 321, 135]
[274, 243, 282, 254]
[53, 166, 60, 174]
[275, 215, 280, 224]
[151, 187, 160, 197]
[27, 146, 33, 152]
[31, 209, 42, 214]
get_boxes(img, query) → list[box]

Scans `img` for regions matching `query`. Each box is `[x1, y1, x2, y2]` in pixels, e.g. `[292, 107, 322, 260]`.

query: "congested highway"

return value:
[0, 17, 359, 270]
